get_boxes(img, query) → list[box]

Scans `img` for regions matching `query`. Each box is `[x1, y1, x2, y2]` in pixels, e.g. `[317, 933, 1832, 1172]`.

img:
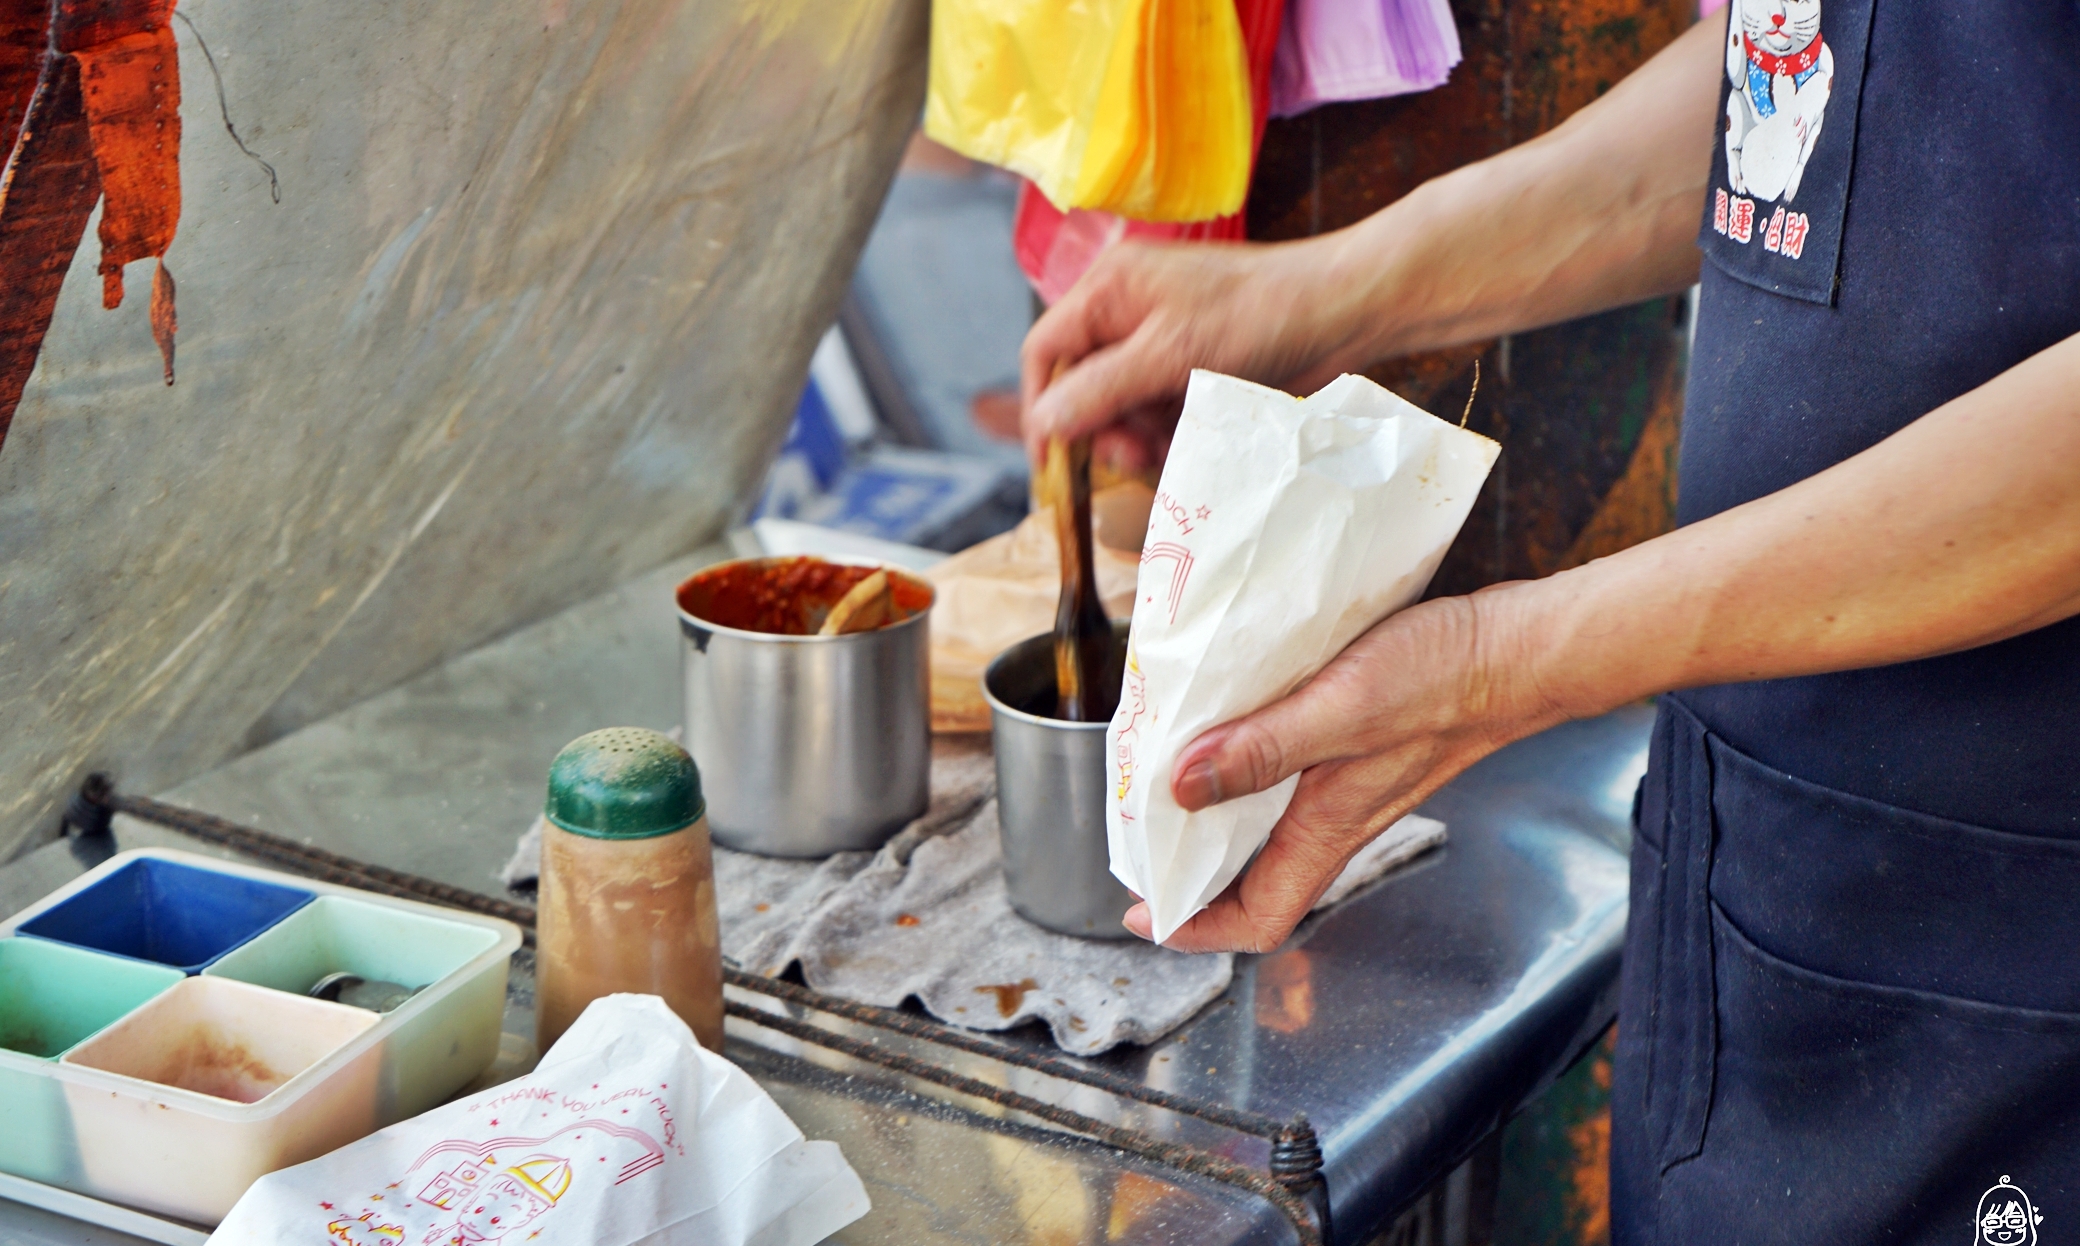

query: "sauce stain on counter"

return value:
[975, 977, 1038, 1017]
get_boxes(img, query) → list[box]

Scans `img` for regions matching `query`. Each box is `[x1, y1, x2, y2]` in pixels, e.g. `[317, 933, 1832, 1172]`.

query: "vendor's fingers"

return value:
[1277, 757, 1438, 869]
[1018, 253, 1142, 435]
[1170, 676, 1359, 811]
[1172, 597, 1497, 812]
[1024, 333, 1187, 456]
[1092, 398, 1183, 478]
[1144, 803, 1357, 953]
[1021, 254, 1198, 453]
[1019, 303, 1097, 423]
[1091, 426, 1153, 479]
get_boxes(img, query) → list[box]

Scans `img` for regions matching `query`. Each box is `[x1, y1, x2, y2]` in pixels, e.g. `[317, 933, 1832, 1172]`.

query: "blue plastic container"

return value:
[17, 857, 312, 973]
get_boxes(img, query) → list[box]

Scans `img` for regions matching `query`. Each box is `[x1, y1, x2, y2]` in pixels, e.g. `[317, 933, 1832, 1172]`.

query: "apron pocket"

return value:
[1614, 701, 1718, 1181]
[1654, 703, 1716, 1172]
[1708, 732, 2080, 1010]
[1655, 904, 2080, 1246]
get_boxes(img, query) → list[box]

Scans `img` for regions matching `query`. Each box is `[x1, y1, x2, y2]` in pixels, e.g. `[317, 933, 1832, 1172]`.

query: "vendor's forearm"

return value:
[1513, 332, 2080, 720]
[1318, 17, 1722, 368]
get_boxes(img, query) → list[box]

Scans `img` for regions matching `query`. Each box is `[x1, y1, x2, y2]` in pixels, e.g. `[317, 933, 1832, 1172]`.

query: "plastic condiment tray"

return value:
[0, 847, 521, 1224]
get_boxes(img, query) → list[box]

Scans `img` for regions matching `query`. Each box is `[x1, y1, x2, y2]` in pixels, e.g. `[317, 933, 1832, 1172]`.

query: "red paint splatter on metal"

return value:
[149, 255, 174, 382]
[0, 56, 103, 450]
[0, 0, 182, 450]
[0, 1, 43, 146]
[75, 22, 181, 310]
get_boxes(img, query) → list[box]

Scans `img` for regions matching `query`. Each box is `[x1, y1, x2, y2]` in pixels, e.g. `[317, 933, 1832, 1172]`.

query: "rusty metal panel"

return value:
[1491, 1030, 1616, 1246]
[1246, 0, 1692, 595]
[0, 0, 927, 854]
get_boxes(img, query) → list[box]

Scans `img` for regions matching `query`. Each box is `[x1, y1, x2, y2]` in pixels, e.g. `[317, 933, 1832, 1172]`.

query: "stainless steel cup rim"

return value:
[675, 554, 936, 645]
[981, 627, 1122, 732]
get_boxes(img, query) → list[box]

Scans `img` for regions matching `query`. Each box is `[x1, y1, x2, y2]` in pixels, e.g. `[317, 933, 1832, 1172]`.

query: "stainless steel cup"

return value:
[677, 558, 932, 856]
[983, 623, 1138, 939]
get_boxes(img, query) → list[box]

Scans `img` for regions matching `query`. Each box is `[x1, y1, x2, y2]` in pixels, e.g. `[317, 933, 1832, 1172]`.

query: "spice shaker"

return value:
[535, 727, 724, 1051]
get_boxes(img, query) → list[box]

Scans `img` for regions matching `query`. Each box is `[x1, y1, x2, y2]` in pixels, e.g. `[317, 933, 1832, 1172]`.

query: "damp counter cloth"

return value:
[1107, 371, 1499, 943]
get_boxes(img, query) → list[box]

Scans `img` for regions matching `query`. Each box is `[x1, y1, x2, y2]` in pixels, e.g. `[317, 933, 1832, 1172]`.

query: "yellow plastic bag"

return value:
[925, 0, 1252, 222]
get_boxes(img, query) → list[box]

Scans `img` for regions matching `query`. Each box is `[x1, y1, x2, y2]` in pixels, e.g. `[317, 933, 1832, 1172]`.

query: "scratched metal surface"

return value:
[0, 0, 926, 858]
[0, 548, 1644, 1245]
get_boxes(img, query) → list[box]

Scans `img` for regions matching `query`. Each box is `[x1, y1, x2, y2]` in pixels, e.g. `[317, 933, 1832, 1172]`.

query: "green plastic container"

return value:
[0, 938, 182, 1184]
[205, 895, 504, 1119]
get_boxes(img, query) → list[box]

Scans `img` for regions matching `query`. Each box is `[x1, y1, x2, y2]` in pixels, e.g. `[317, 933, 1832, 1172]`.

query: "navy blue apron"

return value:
[1609, 2, 2080, 1242]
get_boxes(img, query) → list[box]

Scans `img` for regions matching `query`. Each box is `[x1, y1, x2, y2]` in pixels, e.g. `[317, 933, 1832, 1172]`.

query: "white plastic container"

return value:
[0, 848, 521, 1224]
[62, 976, 383, 1221]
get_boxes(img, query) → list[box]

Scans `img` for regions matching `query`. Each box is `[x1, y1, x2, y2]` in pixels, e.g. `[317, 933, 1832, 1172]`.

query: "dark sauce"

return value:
[998, 627, 1129, 721]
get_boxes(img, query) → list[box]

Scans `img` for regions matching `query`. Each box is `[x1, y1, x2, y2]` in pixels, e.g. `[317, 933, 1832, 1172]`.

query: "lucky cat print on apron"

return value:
[1700, 0, 1874, 304]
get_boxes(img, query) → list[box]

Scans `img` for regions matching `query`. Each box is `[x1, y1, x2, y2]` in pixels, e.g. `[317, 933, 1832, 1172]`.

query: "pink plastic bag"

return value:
[1269, 0, 1461, 118]
[1014, 190, 1242, 306]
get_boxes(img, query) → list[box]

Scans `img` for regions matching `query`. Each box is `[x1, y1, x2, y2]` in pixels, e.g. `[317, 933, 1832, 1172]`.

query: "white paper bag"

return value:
[209, 995, 869, 1246]
[1107, 371, 1499, 942]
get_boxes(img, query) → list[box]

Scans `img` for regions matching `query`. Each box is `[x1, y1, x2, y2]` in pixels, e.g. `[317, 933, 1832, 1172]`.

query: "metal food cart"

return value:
[0, 548, 1645, 1246]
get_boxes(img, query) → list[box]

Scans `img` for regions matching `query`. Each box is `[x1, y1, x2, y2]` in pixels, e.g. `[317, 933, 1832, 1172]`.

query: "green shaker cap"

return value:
[545, 727, 704, 839]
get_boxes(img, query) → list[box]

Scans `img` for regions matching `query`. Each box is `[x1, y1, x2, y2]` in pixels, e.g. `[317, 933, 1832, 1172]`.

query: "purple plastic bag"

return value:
[1269, 0, 1462, 117]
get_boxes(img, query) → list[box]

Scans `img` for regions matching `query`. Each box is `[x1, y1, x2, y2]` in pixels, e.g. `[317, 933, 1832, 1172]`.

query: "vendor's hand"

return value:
[1123, 586, 1571, 953]
[1019, 235, 1382, 468]
[1019, 15, 1726, 470]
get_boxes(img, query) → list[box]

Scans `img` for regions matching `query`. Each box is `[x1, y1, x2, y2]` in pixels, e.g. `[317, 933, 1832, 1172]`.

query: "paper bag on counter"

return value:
[1107, 371, 1498, 942]
[210, 995, 868, 1246]
[922, 485, 1149, 732]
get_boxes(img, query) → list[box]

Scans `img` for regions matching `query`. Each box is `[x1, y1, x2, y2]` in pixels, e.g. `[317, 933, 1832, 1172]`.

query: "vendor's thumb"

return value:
[1171, 693, 1336, 812]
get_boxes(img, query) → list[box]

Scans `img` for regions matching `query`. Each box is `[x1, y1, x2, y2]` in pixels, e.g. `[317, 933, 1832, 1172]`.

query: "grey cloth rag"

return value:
[501, 736, 1443, 1055]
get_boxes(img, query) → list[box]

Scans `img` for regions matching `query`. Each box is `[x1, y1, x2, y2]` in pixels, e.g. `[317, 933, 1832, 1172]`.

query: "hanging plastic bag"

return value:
[926, 0, 1255, 221]
[1014, 182, 1239, 306]
[1107, 371, 1498, 943]
[1012, 0, 1283, 303]
[1270, 0, 1461, 118]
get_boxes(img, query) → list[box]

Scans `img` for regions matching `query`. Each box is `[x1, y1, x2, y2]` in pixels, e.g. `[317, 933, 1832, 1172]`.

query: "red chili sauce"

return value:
[677, 556, 931, 635]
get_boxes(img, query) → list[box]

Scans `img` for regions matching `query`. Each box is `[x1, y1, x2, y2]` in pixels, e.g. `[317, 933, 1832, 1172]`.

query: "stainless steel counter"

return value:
[0, 549, 1647, 1246]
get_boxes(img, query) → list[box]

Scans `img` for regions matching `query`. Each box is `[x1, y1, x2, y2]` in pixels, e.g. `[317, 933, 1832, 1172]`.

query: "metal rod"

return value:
[718, 967, 1294, 1139]
[97, 778, 1301, 1141]
[100, 787, 541, 944]
[83, 778, 1328, 1241]
[723, 997, 1322, 1246]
